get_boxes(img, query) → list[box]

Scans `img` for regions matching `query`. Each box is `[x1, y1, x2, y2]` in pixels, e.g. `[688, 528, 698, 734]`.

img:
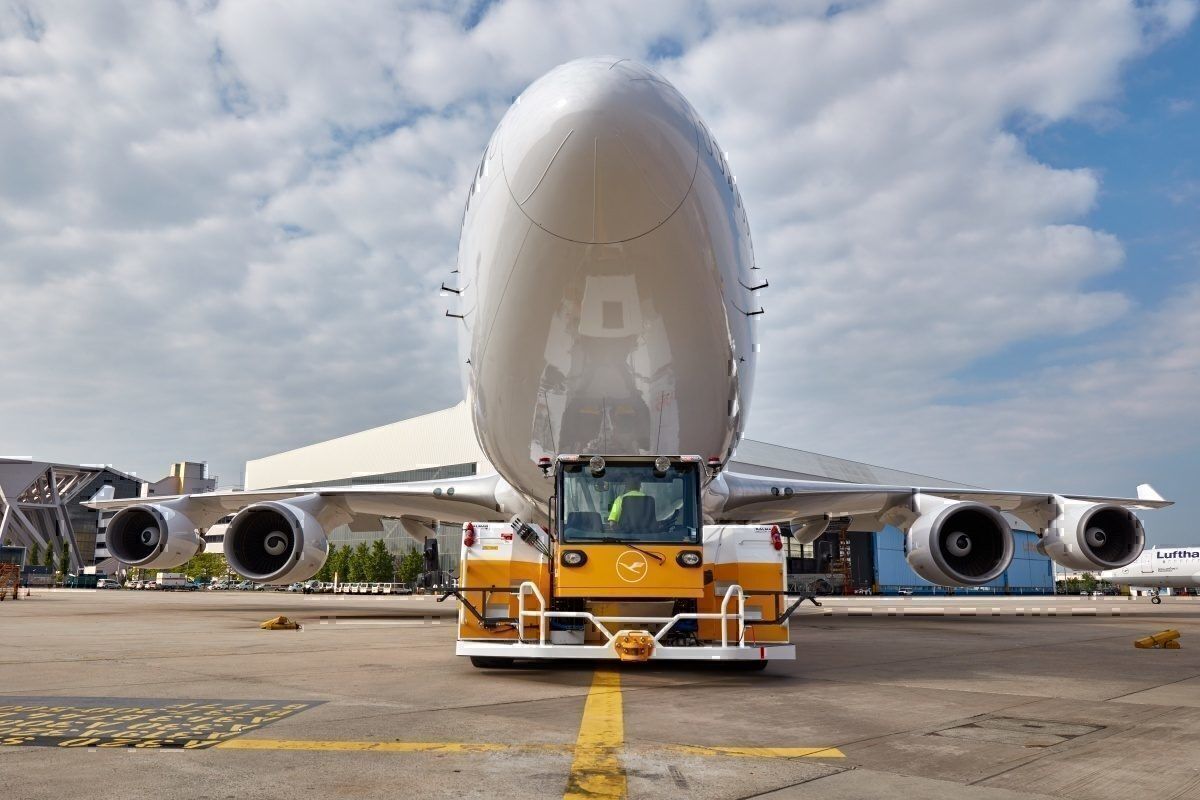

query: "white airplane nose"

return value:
[502, 57, 698, 244]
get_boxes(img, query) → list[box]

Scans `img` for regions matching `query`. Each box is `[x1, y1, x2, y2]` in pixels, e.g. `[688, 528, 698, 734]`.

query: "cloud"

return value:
[0, 0, 1196, 546]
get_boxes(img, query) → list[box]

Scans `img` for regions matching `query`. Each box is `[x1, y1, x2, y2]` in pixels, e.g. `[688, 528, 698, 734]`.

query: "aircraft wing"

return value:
[85, 472, 511, 526]
[708, 470, 1172, 534]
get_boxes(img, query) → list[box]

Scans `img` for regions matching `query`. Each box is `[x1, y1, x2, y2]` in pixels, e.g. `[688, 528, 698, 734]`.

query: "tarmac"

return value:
[2, 590, 1199, 800]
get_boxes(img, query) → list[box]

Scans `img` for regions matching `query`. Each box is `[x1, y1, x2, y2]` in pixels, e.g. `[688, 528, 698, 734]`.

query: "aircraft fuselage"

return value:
[1102, 547, 1200, 590]
[454, 58, 761, 504]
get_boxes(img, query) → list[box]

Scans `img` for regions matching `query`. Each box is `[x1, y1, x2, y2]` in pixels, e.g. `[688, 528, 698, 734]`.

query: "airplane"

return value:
[92, 56, 1170, 609]
[1100, 547, 1200, 603]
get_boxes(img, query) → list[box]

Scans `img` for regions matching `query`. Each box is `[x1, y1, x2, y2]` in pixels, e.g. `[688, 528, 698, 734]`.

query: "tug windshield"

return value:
[559, 461, 700, 544]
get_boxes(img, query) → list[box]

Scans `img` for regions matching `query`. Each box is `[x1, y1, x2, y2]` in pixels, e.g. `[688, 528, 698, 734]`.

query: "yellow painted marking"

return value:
[216, 739, 564, 753]
[206, 738, 847, 760]
[666, 744, 845, 758]
[564, 670, 626, 800]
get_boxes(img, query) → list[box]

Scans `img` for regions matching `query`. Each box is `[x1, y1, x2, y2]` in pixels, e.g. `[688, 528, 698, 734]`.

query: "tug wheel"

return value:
[470, 656, 515, 669]
[735, 660, 769, 672]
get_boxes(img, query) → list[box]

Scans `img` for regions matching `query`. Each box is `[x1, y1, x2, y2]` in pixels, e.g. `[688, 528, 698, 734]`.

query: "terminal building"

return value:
[0, 459, 143, 571]
[245, 403, 1056, 594]
[0, 460, 216, 575]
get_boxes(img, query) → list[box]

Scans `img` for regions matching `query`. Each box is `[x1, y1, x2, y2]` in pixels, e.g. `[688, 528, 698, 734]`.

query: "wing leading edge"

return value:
[707, 471, 1172, 534]
[85, 473, 512, 526]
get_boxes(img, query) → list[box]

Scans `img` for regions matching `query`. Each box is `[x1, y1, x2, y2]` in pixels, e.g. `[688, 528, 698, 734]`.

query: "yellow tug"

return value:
[443, 455, 798, 668]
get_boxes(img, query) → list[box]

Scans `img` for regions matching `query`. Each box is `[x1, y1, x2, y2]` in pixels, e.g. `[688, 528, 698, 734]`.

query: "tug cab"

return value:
[556, 456, 704, 600]
[447, 455, 799, 667]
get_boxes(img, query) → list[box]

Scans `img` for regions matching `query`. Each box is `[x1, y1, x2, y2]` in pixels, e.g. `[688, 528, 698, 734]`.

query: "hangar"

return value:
[0, 459, 142, 571]
[244, 403, 1055, 594]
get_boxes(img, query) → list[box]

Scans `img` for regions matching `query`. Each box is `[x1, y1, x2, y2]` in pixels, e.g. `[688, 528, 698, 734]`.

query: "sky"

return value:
[1, 0, 1197, 544]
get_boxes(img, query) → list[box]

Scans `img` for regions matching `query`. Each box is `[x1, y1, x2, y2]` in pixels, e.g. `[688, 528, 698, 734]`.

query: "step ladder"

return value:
[824, 517, 854, 595]
[0, 564, 20, 601]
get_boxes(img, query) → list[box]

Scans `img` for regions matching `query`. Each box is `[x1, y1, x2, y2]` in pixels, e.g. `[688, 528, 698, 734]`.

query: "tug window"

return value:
[560, 462, 699, 544]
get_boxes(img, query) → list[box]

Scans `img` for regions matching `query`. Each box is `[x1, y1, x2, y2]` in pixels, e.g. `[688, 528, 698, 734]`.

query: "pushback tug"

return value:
[442, 455, 801, 667]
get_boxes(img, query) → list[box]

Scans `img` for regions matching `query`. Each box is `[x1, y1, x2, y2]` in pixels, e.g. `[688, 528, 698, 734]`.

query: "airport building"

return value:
[246, 403, 1057, 594]
[0, 460, 217, 575]
[0, 459, 143, 571]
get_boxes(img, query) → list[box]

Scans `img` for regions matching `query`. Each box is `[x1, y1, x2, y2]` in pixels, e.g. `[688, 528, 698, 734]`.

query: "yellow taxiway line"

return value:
[668, 744, 845, 759]
[564, 669, 626, 800]
[216, 739, 566, 754]
[215, 737, 845, 760]
[213, 667, 844, 800]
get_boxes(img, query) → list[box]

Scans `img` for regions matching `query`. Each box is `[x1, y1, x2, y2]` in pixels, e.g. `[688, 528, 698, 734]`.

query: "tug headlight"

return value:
[588, 456, 605, 475]
[676, 550, 702, 568]
[561, 550, 588, 567]
[653, 456, 671, 475]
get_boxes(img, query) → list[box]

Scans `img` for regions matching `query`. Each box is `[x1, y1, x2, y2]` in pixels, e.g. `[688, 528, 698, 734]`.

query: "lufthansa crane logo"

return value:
[615, 551, 649, 583]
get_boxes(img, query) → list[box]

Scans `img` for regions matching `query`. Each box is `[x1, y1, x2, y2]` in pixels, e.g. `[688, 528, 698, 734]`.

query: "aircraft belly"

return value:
[454, 57, 762, 506]
[468, 191, 749, 502]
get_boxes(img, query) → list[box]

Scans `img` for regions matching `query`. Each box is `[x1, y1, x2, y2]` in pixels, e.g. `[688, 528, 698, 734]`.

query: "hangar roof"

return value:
[244, 403, 968, 491]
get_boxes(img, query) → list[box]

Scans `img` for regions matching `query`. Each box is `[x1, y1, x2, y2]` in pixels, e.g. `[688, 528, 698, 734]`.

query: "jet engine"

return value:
[1036, 498, 1144, 571]
[905, 497, 1014, 587]
[225, 494, 346, 584]
[105, 503, 205, 569]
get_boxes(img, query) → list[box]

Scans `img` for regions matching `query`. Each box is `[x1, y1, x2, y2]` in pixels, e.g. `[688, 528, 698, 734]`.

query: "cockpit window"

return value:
[560, 462, 699, 544]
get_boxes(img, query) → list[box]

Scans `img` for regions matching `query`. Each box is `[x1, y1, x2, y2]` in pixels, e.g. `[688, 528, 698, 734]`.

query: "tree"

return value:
[1080, 572, 1098, 593]
[368, 540, 393, 582]
[348, 542, 370, 582]
[397, 549, 423, 584]
[331, 545, 352, 584]
[60, 540, 70, 576]
[316, 546, 335, 583]
[30, 542, 40, 568]
[182, 553, 228, 581]
[42, 541, 54, 577]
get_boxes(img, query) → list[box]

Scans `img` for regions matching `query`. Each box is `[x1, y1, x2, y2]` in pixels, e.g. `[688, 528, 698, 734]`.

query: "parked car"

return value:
[897, 588, 914, 596]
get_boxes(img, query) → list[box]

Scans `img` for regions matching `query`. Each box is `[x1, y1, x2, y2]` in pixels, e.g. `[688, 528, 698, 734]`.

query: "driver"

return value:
[607, 476, 646, 526]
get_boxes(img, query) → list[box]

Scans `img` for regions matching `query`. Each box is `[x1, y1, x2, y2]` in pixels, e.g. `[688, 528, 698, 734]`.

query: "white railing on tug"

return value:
[515, 581, 748, 648]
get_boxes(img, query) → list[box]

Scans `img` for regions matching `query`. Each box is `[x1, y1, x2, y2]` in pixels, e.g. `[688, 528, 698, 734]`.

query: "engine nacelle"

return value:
[105, 503, 205, 569]
[1037, 498, 1144, 571]
[225, 494, 346, 583]
[905, 497, 1014, 587]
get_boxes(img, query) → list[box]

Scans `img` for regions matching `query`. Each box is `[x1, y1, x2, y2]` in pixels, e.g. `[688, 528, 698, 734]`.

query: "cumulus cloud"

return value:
[0, 0, 1195, 543]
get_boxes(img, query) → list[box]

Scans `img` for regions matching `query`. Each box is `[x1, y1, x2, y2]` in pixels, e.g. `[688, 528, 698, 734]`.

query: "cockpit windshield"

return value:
[559, 461, 700, 543]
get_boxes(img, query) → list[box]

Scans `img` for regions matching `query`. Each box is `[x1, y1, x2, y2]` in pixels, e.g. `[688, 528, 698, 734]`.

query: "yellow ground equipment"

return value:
[443, 455, 799, 668]
[614, 631, 656, 661]
[1134, 629, 1181, 649]
[260, 615, 302, 630]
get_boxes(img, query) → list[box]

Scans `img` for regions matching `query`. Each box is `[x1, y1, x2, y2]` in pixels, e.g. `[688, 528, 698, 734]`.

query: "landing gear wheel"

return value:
[470, 656, 515, 669]
[1151, 596, 1162, 605]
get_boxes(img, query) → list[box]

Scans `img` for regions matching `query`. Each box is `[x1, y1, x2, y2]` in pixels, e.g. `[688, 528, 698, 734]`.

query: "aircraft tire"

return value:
[1151, 596, 1162, 605]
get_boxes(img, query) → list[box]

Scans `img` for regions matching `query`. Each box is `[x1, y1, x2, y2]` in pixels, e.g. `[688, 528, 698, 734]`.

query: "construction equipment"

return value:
[0, 564, 19, 601]
[442, 455, 799, 667]
[1134, 629, 1181, 649]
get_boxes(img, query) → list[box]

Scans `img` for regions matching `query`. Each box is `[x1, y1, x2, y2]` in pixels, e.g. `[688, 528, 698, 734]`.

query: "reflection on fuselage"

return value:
[453, 57, 761, 505]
